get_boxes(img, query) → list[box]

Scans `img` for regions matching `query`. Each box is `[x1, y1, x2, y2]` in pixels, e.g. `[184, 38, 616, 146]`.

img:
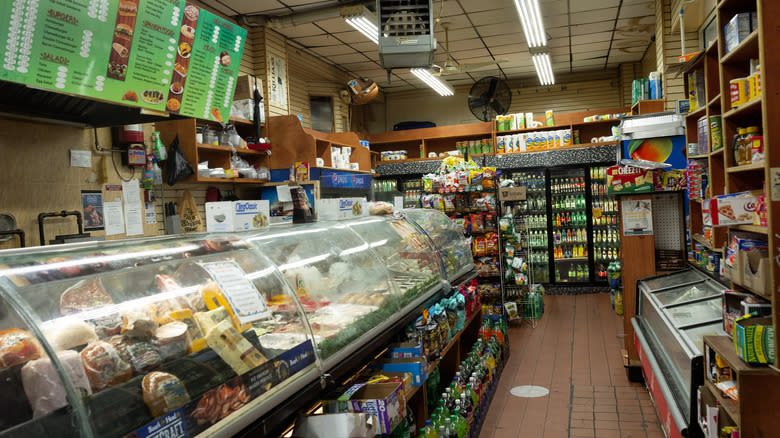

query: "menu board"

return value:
[0, 0, 246, 121]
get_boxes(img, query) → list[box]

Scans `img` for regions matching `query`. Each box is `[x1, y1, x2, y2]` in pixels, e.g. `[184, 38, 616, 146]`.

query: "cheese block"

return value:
[59, 278, 113, 315]
[201, 281, 251, 332]
[22, 350, 92, 417]
[0, 328, 42, 368]
[142, 371, 190, 418]
[205, 320, 266, 375]
[166, 309, 206, 353]
[194, 307, 229, 335]
[121, 306, 158, 340]
[43, 317, 97, 351]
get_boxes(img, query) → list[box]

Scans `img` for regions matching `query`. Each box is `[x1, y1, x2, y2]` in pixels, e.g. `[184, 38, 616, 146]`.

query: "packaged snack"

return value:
[470, 214, 485, 233]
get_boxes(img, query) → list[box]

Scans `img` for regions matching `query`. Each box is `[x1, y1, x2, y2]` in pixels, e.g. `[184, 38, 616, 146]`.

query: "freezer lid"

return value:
[653, 281, 722, 307]
[639, 269, 706, 292]
[666, 298, 722, 328]
[681, 322, 726, 356]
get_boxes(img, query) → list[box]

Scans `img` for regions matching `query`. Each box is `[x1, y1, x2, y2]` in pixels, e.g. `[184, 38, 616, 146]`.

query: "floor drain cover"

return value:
[510, 385, 550, 398]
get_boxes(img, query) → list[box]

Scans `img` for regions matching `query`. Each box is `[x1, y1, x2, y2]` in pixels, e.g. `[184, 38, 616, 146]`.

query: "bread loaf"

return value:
[142, 371, 190, 417]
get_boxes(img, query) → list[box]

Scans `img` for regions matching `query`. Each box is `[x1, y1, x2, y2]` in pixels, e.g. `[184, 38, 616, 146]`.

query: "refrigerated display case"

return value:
[631, 269, 727, 438]
[510, 171, 549, 283]
[550, 168, 590, 282]
[590, 166, 620, 280]
[403, 208, 476, 282]
[0, 210, 469, 438]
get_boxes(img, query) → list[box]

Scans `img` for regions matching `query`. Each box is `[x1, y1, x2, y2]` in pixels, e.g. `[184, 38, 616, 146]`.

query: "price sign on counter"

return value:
[200, 260, 270, 325]
[0, 0, 246, 121]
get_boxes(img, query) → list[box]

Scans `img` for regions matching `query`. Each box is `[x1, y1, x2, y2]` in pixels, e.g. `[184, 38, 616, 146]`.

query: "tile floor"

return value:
[480, 293, 665, 438]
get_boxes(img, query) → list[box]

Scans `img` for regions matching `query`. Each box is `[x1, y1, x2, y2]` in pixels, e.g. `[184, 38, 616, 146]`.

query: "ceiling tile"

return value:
[571, 22, 613, 35]
[547, 37, 569, 49]
[198, 0, 239, 16]
[611, 45, 647, 54]
[277, 23, 324, 39]
[540, 0, 568, 15]
[435, 27, 479, 42]
[445, 38, 485, 52]
[310, 45, 357, 57]
[469, 9, 515, 26]
[572, 49, 609, 61]
[616, 16, 655, 27]
[315, 16, 355, 33]
[571, 8, 619, 25]
[570, 40, 611, 53]
[329, 31, 374, 44]
[572, 58, 607, 68]
[474, 24, 506, 38]
[490, 44, 524, 56]
[328, 52, 371, 64]
[498, 58, 532, 68]
[437, 0, 465, 18]
[227, 0, 286, 14]
[450, 48, 491, 60]
[619, 2, 655, 18]
[544, 14, 570, 29]
[611, 38, 651, 49]
[547, 26, 569, 39]
[548, 46, 570, 56]
[502, 66, 536, 74]
[570, 0, 620, 13]
[350, 41, 378, 53]
[571, 31, 613, 43]
[460, 0, 510, 13]
[278, 0, 337, 6]
[433, 14, 472, 30]
[482, 33, 526, 47]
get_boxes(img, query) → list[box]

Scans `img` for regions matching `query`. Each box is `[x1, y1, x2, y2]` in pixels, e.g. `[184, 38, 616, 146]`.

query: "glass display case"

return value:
[0, 210, 466, 438]
[590, 166, 620, 280]
[632, 269, 727, 438]
[550, 168, 590, 282]
[403, 209, 475, 281]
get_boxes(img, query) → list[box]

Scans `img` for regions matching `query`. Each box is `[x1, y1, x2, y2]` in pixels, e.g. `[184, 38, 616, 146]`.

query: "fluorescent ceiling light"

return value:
[410, 68, 454, 96]
[514, 0, 547, 48]
[532, 53, 554, 85]
[342, 7, 378, 44]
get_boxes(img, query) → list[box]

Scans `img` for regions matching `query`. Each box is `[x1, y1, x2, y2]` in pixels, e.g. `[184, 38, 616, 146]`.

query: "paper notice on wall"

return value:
[621, 199, 653, 236]
[70, 150, 91, 168]
[145, 203, 157, 225]
[122, 179, 144, 236]
[104, 201, 125, 236]
[199, 260, 270, 324]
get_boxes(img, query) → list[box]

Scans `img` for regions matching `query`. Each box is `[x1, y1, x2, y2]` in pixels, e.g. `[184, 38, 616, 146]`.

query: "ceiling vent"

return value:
[377, 0, 436, 69]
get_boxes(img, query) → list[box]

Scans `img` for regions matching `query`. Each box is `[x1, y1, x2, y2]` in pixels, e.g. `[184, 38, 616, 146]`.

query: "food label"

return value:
[0, 0, 246, 121]
[129, 408, 188, 438]
[199, 261, 270, 324]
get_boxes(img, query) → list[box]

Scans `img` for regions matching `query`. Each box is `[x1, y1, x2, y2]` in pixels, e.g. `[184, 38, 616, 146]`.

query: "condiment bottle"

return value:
[742, 126, 761, 164]
[732, 128, 746, 166]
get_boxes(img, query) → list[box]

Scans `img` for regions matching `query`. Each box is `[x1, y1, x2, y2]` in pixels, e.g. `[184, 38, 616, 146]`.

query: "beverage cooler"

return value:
[504, 165, 621, 285]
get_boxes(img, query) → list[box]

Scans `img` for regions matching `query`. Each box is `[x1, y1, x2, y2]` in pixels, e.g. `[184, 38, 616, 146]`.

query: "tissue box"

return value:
[339, 383, 404, 435]
[734, 316, 775, 364]
[205, 202, 234, 232]
[316, 198, 368, 220]
[233, 200, 270, 231]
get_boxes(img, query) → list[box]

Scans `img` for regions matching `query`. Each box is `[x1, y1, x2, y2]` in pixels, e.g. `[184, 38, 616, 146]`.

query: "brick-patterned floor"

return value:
[480, 294, 665, 438]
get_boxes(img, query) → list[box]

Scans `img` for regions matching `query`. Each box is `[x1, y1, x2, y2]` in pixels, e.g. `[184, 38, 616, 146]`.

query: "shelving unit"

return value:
[701, 335, 780, 436]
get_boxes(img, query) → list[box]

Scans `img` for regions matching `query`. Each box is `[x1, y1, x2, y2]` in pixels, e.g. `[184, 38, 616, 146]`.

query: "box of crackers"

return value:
[606, 165, 654, 195]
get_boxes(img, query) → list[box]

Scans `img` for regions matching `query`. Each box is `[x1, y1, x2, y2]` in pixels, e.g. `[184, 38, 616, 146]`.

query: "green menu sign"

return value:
[0, 0, 246, 122]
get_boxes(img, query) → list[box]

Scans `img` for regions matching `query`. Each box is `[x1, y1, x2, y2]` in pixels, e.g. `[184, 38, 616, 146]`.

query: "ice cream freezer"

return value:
[0, 209, 474, 438]
[631, 268, 727, 438]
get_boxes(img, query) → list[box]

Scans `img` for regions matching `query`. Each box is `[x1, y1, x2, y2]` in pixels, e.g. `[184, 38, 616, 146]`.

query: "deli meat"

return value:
[0, 328, 42, 368]
[80, 340, 132, 391]
[21, 350, 92, 417]
[59, 278, 113, 315]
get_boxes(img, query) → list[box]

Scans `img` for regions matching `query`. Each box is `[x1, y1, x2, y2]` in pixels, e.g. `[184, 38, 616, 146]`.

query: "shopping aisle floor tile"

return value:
[480, 294, 664, 438]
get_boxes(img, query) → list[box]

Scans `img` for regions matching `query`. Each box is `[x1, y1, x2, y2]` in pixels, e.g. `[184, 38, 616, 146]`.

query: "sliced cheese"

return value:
[205, 320, 266, 375]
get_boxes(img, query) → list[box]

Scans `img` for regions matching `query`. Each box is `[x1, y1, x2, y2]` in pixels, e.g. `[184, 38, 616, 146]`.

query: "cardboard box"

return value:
[293, 413, 376, 438]
[741, 249, 770, 296]
[734, 316, 775, 364]
[205, 202, 234, 232]
[360, 371, 413, 399]
[316, 198, 368, 221]
[206, 201, 270, 232]
[723, 290, 752, 337]
[339, 383, 404, 435]
[497, 186, 527, 201]
[233, 200, 270, 231]
[233, 75, 263, 101]
[371, 357, 428, 386]
[606, 165, 654, 195]
[386, 342, 422, 359]
[724, 13, 752, 54]
[702, 192, 757, 226]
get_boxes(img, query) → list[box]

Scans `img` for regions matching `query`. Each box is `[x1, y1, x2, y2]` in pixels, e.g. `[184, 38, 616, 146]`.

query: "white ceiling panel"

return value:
[482, 33, 526, 48]
[619, 3, 655, 18]
[544, 14, 570, 29]
[277, 23, 324, 39]
[198, 0, 238, 16]
[547, 26, 570, 39]
[310, 45, 357, 57]
[570, 8, 619, 25]
[571, 22, 614, 36]
[461, 0, 511, 12]
[328, 31, 374, 44]
[350, 42, 378, 53]
[617, 16, 656, 27]
[491, 44, 523, 56]
[227, 0, 286, 14]
[450, 48, 491, 60]
[437, 0, 465, 18]
[277, 0, 336, 7]
[570, 40, 612, 53]
[315, 16, 354, 33]
[328, 52, 372, 64]
[569, 0, 620, 13]
[547, 37, 569, 49]
[434, 14, 472, 30]
[540, 0, 569, 14]
[571, 31, 613, 44]
[572, 58, 608, 68]
[469, 9, 516, 26]
[572, 49, 609, 61]
[290, 35, 339, 47]
[548, 46, 570, 56]
[611, 38, 651, 49]
[474, 24, 509, 38]
[446, 38, 486, 51]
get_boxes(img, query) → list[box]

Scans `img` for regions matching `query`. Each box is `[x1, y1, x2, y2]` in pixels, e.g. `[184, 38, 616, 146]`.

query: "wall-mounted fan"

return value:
[468, 76, 512, 122]
[433, 22, 505, 76]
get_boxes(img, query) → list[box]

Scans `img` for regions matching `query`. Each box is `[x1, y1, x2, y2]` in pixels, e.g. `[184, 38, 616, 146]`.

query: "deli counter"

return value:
[631, 269, 727, 438]
[0, 209, 474, 438]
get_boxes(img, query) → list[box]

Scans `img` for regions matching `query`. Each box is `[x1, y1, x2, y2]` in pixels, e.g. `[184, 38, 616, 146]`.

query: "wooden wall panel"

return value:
[641, 41, 657, 78]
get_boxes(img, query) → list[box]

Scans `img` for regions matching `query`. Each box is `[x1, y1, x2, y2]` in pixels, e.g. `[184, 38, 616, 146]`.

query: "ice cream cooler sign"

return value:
[0, 0, 246, 121]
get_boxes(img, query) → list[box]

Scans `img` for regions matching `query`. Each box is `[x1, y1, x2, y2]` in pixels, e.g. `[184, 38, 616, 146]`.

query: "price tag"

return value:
[200, 260, 269, 324]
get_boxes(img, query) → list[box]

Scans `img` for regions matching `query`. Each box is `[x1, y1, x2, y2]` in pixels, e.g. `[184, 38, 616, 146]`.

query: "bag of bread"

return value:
[179, 190, 204, 233]
[142, 371, 190, 417]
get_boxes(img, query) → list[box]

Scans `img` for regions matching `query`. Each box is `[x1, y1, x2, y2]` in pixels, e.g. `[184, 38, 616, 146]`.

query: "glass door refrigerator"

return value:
[589, 166, 621, 281]
[512, 170, 550, 283]
[550, 168, 590, 283]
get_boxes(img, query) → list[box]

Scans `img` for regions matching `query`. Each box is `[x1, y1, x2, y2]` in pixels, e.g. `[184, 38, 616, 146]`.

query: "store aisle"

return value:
[480, 294, 664, 438]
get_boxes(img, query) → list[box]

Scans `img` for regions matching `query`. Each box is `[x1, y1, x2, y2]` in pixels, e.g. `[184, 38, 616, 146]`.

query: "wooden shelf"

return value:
[688, 153, 709, 159]
[703, 379, 740, 425]
[720, 31, 759, 65]
[497, 118, 620, 136]
[705, 335, 770, 374]
[723, 96, 762, 120]
[710, 147, 724, 156]
[692, 234, 724, 252]
[726, 162, 765, 173]
[195, 177, 270, 183]
[228, 116, 263, 127]
[496, 141, 619, 157]
[706, 40, 718, 55]
[318, 166, 372, 174]
[731, 224, 768, 234]
[686, 105, 707, 120]
[708, 94, 721, 108]
[197, 143, 267, 156]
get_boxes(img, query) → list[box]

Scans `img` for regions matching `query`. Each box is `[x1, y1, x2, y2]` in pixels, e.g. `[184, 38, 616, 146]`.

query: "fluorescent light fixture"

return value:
[532, 53, 554, 85]
[514, 0, 547, 48]
[410, 68, 454, 96]
[342, 7, 378, 44]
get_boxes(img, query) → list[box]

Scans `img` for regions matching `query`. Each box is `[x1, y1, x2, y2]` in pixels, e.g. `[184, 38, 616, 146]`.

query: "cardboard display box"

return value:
[338, 383, 404, 435]
[741, 249, 770, 296]
[722, 290, 752, 338]
[316, 198, 368, 221]
[734, 316, 775, 364]
[371, 357, 428, 386]
[606, 165, 654, 195]
[497, 186, 526, 201]
[386, 342, 422, 359]
[206, 200, 270, 232]
[702, 192, 758, 226]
